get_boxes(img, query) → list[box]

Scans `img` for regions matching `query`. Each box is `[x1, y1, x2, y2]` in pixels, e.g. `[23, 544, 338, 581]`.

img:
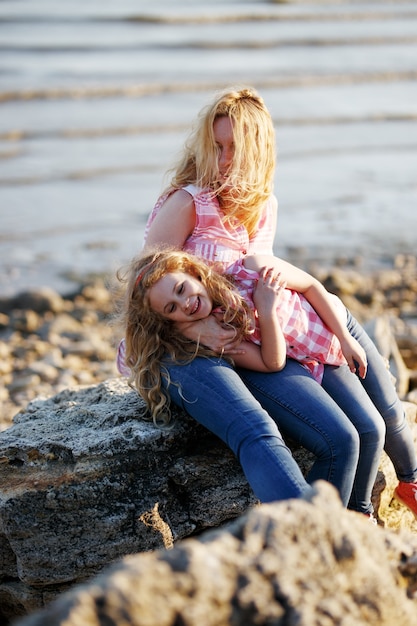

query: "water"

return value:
[1, 0, 417, 296]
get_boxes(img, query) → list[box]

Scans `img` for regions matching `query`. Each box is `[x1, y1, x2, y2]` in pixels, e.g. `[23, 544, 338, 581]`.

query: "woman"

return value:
[118, 87, 417, 516]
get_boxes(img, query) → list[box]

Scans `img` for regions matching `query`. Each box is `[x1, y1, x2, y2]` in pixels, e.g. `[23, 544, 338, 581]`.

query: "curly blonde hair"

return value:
[117, 248, 254, 425]
[166, 87, 276, 237]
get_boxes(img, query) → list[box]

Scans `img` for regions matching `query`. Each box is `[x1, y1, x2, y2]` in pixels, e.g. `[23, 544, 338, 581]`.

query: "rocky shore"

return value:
[0, 279, 120, 431]
[1, 253, 417, 432]
[1, 254, 417, 625]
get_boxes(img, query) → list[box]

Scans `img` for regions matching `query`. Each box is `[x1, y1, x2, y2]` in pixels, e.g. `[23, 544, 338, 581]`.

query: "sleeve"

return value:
[116, 338, 131, 377]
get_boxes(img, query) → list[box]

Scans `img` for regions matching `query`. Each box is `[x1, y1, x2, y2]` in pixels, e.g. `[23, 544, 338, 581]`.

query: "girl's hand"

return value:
[176, 315, 246, 355]
[253, 266, 287, 312]
[339, 335, 368, 379]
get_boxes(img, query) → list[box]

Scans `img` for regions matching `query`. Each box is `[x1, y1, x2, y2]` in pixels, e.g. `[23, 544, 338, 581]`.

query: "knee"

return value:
[360, 417, 386, 449]
[314, 422, 360, 464]
[336, 424, 361, 458]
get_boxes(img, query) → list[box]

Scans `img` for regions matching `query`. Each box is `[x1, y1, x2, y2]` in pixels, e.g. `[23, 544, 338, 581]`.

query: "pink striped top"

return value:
[144, 184, 277, 271]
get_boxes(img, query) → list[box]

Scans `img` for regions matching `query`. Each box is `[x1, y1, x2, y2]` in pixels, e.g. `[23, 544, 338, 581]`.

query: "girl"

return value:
[119, 247, 354, 416]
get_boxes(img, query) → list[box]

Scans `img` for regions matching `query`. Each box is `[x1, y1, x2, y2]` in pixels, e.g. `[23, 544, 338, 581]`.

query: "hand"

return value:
[253, 266, 287, 312]
[176, 314, 246, 355]
[340, 335, 368, 379]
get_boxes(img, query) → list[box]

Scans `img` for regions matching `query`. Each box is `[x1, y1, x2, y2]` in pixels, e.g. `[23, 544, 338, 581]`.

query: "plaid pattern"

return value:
[227, 261, 347, 384]
[144, 185, 276, 271]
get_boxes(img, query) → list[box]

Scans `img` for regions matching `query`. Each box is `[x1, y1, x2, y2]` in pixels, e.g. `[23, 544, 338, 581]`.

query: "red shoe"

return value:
[394, 481, 417, 519]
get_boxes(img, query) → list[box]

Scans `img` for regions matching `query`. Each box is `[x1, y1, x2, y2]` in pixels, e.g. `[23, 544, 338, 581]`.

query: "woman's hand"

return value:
[176, 314, 246, 355]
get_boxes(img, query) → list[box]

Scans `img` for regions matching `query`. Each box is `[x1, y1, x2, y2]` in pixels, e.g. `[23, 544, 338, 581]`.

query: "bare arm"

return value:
[243, 255, 368, 377]
[232, 267, 287, 371]
[144, 189, 196, 250]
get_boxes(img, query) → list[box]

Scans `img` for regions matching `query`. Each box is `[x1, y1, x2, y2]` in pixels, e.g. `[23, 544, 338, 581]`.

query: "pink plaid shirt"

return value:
[117, 261, 347, 383]
[226, 260, 347, 383]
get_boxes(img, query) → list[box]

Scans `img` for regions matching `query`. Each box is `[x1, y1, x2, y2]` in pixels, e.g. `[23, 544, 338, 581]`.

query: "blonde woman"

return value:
[117, 88, 417, 516]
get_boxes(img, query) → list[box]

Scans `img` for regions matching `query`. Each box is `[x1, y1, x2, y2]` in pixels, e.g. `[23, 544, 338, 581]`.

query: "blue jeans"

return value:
[239, 311, 417, 513]
[164, 357, 315, 503]
[344, 311, 417, 501]
[164, 312, 417, 513]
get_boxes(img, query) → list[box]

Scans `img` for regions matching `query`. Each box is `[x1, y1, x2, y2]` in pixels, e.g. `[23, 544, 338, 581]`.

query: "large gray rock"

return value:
[0, 378, 256, 622]
[14, 482, 417, 626]
[1, 378, 416, 623]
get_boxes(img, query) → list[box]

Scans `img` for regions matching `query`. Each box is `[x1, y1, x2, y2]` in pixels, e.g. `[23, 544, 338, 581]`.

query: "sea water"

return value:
[1, 0, 416, 296]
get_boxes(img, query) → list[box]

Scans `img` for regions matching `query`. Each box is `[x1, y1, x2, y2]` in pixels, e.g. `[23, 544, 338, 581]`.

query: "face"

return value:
[148, 271, 212, 323]
[213, 116, 234, 183]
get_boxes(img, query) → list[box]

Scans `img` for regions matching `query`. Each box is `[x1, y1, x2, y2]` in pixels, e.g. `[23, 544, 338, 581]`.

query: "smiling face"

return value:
[148, 271, 213, 323]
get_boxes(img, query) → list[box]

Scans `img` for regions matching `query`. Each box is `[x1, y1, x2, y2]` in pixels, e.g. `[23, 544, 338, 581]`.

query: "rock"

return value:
[0, 280, 119, 430]
[0, 313, 9, 330]
[14, 482, 417, 626]
[2, 287, 66, 315]
[1, 262, 417, 622]
[0, 378, 255, 623]
[9, 310, 41, 334]
[1, 379, 417, 624]
[374, 402, 417, 532]
[364, 315, 410, 398]
[3, 261, 417, 432]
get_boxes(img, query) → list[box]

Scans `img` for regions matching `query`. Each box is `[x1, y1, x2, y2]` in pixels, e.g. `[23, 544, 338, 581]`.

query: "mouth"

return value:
[190, 296, 201, 315]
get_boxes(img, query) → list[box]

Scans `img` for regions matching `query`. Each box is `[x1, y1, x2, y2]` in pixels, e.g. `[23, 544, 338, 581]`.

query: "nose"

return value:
[219, 147, 232, 170]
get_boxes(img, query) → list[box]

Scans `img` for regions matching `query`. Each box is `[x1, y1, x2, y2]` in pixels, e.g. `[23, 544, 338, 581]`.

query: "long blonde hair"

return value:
[117, 248, 253, 425]
[167, 87, 276, 237]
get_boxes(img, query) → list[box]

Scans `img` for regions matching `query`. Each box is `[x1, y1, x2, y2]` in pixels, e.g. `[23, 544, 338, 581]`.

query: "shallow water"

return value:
[1, 0, 416, 296]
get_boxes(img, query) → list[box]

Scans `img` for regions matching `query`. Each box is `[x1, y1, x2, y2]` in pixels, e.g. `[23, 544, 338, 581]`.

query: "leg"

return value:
[347, 311, 417, 483]
[321, 363, 386, 514]
[237, 359, 360, 507]
[163, 356, 313, 503]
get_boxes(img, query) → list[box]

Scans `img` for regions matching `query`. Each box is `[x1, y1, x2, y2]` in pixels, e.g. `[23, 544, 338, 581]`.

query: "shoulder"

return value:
[158, 188, 196, 213]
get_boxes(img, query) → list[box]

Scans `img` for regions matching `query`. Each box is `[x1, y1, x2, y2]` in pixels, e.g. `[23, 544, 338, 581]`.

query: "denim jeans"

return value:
[344, 310, 417, 501]
[239, 311, 417, 513]
[164, 356, 315, 504]
[164, 311, 417, 514]
[237, 360, 362, 509]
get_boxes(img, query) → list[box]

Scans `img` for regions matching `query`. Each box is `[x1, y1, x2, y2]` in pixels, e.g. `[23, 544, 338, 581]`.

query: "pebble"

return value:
[1, 256, 417, 432]
[0, 278, 120, 431]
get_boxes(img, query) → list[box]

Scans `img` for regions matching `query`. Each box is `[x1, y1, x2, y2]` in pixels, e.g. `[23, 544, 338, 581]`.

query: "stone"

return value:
[1, 378, 416, 624]
[0, 378, 255, 622]
[14, 482, 417, 626]
[4, 287, 66, 315]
